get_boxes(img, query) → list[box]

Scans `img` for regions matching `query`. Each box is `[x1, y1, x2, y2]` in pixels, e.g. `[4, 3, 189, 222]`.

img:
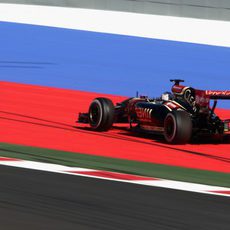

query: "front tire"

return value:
[164, 111, 192, 144]
[88, 98, 114, 131]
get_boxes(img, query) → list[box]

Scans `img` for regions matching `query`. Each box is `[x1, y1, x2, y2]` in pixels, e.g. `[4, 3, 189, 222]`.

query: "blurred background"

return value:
[1, 0, 230, 21]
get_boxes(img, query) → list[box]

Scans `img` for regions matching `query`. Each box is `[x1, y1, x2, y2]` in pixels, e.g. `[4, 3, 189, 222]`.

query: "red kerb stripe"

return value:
[0, 157, 21, 161]
[208, 190, 230, 195]
[67, 170, 157, 181]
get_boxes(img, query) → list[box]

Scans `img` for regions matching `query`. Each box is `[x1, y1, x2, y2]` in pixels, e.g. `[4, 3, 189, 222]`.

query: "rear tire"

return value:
[88, 98, 114, 131]
[164, 111, 192, 144]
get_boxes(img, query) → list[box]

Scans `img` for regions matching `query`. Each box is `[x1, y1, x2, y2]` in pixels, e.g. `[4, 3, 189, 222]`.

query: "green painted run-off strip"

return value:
[0, 142, 229, 187]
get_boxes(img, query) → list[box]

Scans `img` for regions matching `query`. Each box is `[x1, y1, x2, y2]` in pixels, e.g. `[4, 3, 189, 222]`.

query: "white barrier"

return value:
[0, 3, 230, 47]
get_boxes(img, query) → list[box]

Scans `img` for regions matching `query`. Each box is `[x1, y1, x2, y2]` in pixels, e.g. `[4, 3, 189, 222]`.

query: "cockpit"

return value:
[161, 92, 174, 101]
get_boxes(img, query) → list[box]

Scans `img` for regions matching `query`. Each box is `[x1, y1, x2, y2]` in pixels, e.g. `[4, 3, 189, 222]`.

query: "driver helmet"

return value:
[161, 92, 173, 101]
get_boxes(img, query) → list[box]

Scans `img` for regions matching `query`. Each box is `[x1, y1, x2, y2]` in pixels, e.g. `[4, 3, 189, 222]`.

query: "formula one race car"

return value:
[78, 79, 230, 144]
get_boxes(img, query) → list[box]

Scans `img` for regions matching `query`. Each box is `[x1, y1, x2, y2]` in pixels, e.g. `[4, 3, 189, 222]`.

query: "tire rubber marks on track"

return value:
[0, 157, 229, 198]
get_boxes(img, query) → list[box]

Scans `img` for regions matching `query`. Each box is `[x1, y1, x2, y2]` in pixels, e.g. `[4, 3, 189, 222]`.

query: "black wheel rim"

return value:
[89, 103, 100, 126]
[165, 116, 175, 139]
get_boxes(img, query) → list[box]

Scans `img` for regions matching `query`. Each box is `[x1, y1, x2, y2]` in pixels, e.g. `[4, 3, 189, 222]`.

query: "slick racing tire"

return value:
[164, 111, 192, 144]
[88, 97, 114, 131]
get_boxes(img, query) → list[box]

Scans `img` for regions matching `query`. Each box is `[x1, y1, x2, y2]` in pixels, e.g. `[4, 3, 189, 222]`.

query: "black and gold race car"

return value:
[78, 79, 230, 144]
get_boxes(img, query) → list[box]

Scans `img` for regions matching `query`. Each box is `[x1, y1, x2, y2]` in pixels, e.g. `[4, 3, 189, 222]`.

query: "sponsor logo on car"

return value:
[206, 90, 230, 96]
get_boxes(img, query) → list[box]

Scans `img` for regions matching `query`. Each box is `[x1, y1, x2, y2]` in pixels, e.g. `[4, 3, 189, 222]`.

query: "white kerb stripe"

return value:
[0, 157, 230, 197]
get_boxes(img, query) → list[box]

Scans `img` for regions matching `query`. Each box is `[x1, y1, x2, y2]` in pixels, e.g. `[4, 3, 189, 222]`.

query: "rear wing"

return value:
[205, 90, 230, 100]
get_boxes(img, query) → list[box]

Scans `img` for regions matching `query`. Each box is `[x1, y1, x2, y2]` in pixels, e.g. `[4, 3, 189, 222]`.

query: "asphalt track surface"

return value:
[1, 165, 230, 230]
